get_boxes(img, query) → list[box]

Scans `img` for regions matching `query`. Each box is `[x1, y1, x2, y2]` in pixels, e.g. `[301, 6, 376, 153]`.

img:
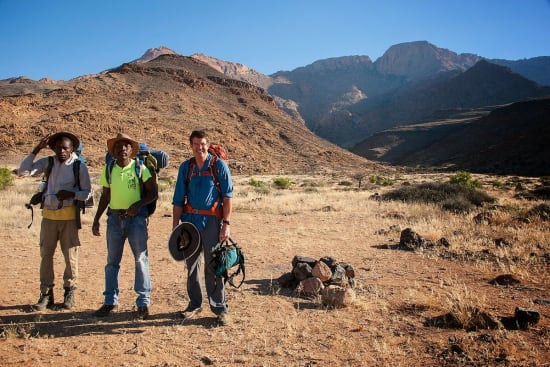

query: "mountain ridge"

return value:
[2, 41, 549, 177]
[0, 53, 380, 177]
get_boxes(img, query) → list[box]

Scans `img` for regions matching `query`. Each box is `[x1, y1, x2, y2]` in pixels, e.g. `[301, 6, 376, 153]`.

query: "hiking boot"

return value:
[32, 290, 54, 311]
[136, 306, 149, 320]
[94, 304, 118, 317]
[217, 312, 230, 326]
[63, 287, 76, 309]
[180, 306, 202, 320]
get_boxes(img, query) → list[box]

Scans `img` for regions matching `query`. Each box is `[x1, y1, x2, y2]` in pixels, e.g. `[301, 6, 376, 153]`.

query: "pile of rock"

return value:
[278, 255, 356, 308]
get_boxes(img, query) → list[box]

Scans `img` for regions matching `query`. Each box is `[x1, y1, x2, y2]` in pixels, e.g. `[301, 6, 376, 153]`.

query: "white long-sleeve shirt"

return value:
[19, 153, 92, 211]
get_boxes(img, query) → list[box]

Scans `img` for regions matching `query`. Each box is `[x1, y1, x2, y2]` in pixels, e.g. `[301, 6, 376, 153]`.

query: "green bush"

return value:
[248, 178, 265, 187]
[273, 177, 292, 189]
[0, 167, 14, 190]
[369, 175, 394, 186]
[381, 182, 495, 213]
[449, 171, 482, 188]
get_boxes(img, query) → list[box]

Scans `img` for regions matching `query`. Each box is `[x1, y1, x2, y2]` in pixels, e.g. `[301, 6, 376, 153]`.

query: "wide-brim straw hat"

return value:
[107, 132, 139, 158]
[47, 131, 80, 151]
[168, 222, 201, 261]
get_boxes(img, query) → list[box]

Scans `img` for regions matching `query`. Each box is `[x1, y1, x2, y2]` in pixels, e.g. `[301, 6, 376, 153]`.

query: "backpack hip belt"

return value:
[183, 201, 223, 218]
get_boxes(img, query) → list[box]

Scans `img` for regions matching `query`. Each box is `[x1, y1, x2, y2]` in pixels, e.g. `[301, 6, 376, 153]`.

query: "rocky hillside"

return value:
[491, 56, 550, 87]
[374, 41, 481, 81]
[0, 54, 380, 176]
[352, 98, 550, 176]
[266, 42, 550, 148]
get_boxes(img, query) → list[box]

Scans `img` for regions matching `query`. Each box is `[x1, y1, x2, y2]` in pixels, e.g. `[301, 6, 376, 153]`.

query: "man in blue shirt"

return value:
[172, 130, 233, 326]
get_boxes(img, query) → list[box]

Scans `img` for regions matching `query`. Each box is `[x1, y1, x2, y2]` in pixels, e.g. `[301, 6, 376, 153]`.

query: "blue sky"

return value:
[1, 0, 549, 80]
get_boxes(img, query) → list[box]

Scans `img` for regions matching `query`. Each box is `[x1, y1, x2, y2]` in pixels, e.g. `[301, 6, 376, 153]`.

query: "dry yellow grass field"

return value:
[0, 168, 548, 367]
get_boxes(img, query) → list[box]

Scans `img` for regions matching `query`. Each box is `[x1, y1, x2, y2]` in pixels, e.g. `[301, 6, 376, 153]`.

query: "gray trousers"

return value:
[184, 216, 227, 315]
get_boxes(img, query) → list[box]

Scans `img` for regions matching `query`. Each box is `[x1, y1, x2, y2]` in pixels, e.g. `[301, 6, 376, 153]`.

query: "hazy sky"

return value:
[1, 0, 549, 80]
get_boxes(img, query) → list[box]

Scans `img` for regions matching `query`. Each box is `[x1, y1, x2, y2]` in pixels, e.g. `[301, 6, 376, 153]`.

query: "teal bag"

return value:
[211, 238, 245, 288]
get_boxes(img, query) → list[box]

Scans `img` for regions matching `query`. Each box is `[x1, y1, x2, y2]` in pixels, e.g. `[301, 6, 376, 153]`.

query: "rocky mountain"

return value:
[0, 54, 379, 176]
[491, 56, 550, 87]
[352, 98, 550, 176]
[132, 46, 179, 63]
[263, 42, 550, 149]
[345, 59, 550, 143]
[374, 41, 481, 81]
[3, 41, 549, 176]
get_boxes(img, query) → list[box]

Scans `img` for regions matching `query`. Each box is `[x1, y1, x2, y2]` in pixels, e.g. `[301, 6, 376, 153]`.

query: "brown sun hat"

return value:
[47, 131, 80, 151]
[107, 132, 139, 158]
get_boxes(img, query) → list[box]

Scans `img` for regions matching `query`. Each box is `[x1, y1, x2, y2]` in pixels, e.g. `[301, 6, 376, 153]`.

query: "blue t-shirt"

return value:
[172, 153, 233, 230]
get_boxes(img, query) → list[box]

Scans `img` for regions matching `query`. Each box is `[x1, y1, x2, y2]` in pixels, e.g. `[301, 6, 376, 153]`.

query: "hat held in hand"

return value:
[168, 222, 201, 261]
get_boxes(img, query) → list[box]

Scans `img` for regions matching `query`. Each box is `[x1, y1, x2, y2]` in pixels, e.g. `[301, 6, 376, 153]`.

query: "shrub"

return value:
[273, 177, 292, 189]
[527, 203, 550, 220]
[249, 178, 265, 187]
[381, 182, 495, 213]
[338, 181, 353, 186]
[369, 175, 394, 186]
[0, 167, 14, 190]
[449, 171, 482, 188]
[532, 186, 550, 200]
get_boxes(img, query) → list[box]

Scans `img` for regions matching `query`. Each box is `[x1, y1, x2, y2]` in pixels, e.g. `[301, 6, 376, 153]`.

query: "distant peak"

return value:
[134, 47, 180, 63]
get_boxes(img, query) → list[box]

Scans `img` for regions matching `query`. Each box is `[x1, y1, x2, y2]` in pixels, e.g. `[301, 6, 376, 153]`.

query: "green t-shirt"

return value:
[100, 159, 152, 210]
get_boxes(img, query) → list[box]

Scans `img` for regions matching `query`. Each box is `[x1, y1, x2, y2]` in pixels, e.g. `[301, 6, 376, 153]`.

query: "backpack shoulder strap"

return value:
[106, 159, 116, 185]
[209, 156, 222, 194]
[135, 157, 145, 198]
[41, 156, 55, 193]
[45, 156, 54, 180]
[186, 157, 196, 185]
[73, 159, 81, 189]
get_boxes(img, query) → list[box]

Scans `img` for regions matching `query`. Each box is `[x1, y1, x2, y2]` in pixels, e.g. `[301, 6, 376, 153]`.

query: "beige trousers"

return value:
[39, 218, 80, 293]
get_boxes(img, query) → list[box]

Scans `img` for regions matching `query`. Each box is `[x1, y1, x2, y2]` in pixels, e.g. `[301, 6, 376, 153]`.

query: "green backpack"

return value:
[210, 238, 245, 288]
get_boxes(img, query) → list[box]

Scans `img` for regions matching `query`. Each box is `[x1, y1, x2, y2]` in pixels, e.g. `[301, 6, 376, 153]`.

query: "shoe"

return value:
[63, 287, 76, 309]
[180, 306, 202, 320]
[136, 306, 149, 320]
[33, 290, 54, 311]
[94, 304, 118, 317]
[217, 312, 230, 326]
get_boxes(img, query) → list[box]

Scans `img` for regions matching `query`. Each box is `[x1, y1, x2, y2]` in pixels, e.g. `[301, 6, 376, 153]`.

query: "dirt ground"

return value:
[0, 172, 548, 367]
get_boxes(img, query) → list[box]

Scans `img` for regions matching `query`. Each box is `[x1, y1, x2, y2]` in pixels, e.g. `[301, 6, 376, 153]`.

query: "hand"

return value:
[126, 203, 140, 217]
[56, 190, 75, 200]
[219, 222, 230, 242]
[92, 221, 101, 236]
[33, 134, 51, 154]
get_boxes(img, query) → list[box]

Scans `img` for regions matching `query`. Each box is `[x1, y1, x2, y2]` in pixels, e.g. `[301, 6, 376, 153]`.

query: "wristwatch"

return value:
[222, 220, 230, 225]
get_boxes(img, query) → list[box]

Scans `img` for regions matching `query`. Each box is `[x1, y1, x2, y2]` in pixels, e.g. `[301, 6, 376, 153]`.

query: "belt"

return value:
[109, 209, 129, 218]
[183, 202, 223, 218]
